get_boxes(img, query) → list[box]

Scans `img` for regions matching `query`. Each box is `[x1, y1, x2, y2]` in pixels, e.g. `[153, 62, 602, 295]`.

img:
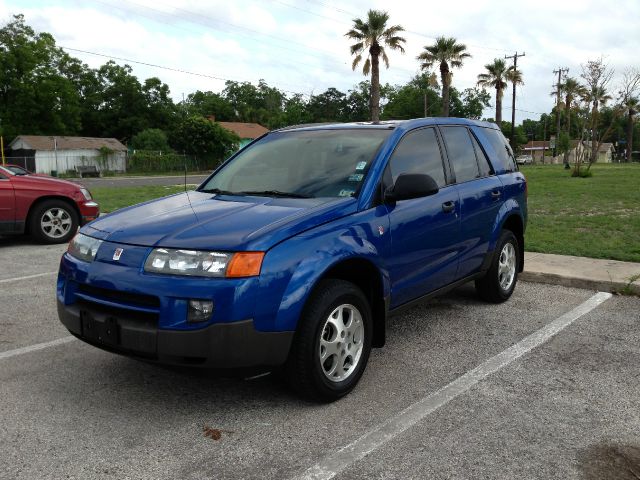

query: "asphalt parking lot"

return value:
[1, 236, 639, 480]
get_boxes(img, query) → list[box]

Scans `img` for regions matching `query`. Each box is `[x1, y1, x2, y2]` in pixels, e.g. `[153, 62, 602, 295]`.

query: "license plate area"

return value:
[81, 310, 120, 346]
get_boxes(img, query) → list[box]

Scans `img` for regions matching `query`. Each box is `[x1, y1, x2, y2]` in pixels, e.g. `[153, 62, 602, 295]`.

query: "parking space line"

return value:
[295, 291, 612, 480]
[0, 336, 76, 360]
[0, 271, 57, 284]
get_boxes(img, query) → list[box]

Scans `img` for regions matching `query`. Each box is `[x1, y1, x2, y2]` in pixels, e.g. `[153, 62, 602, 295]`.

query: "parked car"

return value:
[57, 118, 527, 401]
[516, 155, 532, 165]
[0, 164, 99, 243]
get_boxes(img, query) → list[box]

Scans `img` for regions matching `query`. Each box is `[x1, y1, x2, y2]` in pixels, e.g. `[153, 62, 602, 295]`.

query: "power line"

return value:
[60, 46, 312, 98]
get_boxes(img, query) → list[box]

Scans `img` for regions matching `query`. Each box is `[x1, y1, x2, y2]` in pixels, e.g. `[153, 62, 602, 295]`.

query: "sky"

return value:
[2, 0, 639, 124]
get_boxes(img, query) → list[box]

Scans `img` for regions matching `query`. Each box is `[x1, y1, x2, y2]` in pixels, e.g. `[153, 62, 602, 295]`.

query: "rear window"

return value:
[481, 128, 517, 173]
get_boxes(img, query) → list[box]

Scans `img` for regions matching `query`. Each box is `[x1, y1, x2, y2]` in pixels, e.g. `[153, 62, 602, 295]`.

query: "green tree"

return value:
[131, 128, 171, 151]
[171, 116, 239, 160]
[184, 90, 235, 120]
[283, 94, 311, 127]
[450, 87, 491, 119]
[417, 36, 471, 117]
[618, 68, 640, 161]
[307, 88, 348, 122]
[345, 9, 406, 122]
[0, 15, 82, 139]
[381, 73, 440, 120]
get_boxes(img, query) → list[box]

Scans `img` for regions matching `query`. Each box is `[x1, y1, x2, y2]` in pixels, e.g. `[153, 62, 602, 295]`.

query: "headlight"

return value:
[79, 188, 92, 201]
[144, 248, 264, 278]
[68, 233, 103, 262]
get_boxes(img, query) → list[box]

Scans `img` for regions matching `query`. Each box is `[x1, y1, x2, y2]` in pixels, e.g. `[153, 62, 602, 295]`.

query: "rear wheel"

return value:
[29, 200, 78, 244]
[475, 230, 519, 303]
[284, 279, 372, 402]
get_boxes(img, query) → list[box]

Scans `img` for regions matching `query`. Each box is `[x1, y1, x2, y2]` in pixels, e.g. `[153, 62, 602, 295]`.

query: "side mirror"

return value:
[384, 173, 439, 202]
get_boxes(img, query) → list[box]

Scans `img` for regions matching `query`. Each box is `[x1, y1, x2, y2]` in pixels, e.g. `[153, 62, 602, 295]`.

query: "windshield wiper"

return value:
[241, 190, 314, 199]
[199, 188, 245, 196]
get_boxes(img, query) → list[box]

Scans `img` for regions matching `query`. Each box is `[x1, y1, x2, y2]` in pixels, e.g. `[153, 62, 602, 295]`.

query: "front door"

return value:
[384, 127, 461, 308]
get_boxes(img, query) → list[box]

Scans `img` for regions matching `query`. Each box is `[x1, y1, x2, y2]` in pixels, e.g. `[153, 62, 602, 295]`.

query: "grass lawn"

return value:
[90, 164, 640, 263]
[520, 163, 640, 263]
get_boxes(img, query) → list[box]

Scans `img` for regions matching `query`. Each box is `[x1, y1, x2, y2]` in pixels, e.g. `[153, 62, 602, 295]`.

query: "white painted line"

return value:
[0, 336, 76, 361]
[295, 291, 613, 480]
[0, 271, 57, 284]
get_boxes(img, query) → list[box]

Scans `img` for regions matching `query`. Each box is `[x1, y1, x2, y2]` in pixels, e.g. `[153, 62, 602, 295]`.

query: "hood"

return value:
[12, 174, 82, 191]
[83, 191, 356, 251]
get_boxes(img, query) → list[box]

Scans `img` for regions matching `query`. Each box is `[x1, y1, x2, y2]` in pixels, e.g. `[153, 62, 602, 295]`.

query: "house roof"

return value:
[9, 136, 127, 151]
[216, 121, 269, 139]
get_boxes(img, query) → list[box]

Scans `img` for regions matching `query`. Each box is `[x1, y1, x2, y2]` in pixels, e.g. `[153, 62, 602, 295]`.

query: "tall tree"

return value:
[580, 58, 614, 163]
[345, 9, 406, 122]
[618, 68, 640, 161]
[477, 59, 507, 124]
[559, 77, 584, 137]
[417, 36, 471, 117]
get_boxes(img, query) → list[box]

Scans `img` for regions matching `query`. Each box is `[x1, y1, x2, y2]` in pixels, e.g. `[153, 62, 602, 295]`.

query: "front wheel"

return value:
[475, 230, 519, 303]
[284, 279, 372, 402]
[29, 200, 79, 244]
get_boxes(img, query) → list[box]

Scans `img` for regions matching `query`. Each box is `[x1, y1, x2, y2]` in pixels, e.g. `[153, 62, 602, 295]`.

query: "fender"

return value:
[489, 198, 524, 251]
[253, 207, 391, 332]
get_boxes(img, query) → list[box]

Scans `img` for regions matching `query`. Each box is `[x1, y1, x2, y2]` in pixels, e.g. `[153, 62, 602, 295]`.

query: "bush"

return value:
[131, 128, 171, 152]
[571, 169, 593, 178]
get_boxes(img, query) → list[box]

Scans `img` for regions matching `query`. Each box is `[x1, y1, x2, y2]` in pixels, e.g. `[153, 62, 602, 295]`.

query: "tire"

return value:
[29, 199, 79, 244]
[284, 279, 372, 402]
[475, 230, 519, 303]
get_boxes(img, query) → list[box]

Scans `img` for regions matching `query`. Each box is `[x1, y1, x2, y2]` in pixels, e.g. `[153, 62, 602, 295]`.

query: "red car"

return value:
[0, 164, 99, 243]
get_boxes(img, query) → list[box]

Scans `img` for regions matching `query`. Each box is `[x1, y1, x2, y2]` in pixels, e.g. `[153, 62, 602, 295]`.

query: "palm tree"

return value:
[476, 59, 522, 124]
[559, 77, 584, 137]
[581, 86, 612, 163]
[417, 36, 471, 117]
[345, 10, 406, 122]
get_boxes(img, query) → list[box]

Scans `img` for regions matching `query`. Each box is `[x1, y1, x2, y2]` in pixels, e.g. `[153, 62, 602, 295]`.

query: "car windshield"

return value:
[5, 165, 29, 175]
[199, 129, 391, 198]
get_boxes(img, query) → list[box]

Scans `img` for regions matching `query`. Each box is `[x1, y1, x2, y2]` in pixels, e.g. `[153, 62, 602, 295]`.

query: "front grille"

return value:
[76, 297, 159, 324]
[78, 284, 160, 308]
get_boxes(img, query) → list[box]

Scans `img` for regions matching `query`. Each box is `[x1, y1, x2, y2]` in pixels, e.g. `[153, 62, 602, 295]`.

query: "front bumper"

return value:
[58, 299, 293, 367]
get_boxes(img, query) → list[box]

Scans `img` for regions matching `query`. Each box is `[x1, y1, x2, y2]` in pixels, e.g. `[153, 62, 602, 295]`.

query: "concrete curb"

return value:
[520, 271, 640, 295]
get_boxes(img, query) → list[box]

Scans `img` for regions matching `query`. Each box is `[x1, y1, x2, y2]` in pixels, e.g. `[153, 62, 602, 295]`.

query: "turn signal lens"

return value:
[226, 252, 265, 278]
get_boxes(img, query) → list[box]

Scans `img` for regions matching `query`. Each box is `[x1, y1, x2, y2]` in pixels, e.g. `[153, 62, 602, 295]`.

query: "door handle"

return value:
[442, 201, 455, 213]
[491, 190, 502, 199]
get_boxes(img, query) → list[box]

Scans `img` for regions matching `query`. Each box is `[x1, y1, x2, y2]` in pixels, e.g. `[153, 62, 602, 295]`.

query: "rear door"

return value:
[385, 127, 461, 307]
[439, 126, 504, 279]
[0, 171, 16, 233]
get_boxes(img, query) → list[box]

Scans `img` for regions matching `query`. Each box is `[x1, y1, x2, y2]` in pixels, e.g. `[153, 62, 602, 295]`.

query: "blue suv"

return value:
[57, 118, 527, 401]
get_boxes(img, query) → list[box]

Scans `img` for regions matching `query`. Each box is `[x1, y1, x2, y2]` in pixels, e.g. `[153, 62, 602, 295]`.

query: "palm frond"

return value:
[362, 57, 371, 76]
[352, 54, 363, 71]
[381, 48, 390, 69]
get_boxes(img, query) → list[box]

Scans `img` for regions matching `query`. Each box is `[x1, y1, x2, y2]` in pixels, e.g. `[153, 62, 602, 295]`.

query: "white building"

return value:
[8, 136, 127, 174]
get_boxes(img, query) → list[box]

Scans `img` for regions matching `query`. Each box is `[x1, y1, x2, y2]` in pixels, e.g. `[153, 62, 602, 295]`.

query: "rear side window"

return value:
[481, 127, 517, 173]
[470, 133, 493, 177]
[389, 128, 446, 187]
[440, 126, 479, 183]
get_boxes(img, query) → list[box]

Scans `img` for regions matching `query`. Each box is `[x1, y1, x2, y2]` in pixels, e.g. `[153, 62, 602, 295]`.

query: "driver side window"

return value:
[388, 128, 446, 187]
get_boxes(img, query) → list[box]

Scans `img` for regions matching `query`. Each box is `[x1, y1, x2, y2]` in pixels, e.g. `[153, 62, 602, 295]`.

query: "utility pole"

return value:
[553, 67, 569, 158]
[505, 51, 525, 148]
